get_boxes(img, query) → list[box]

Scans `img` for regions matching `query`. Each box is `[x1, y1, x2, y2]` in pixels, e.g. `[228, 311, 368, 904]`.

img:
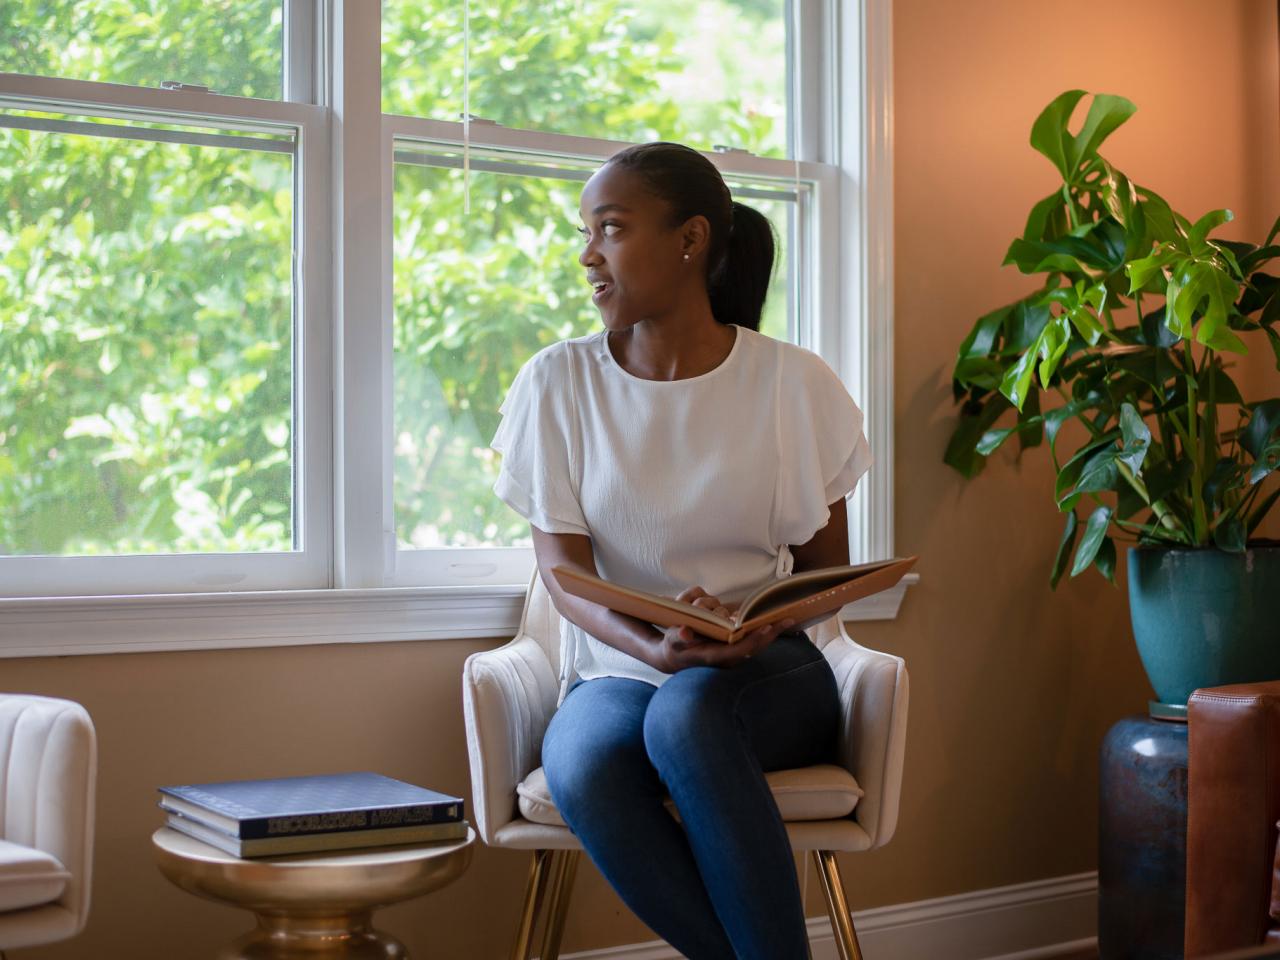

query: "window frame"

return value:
[0, 0, 906, 658]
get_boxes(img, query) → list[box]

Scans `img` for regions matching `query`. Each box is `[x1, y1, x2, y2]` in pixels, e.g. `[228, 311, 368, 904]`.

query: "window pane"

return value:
[0, 109, 295, 557]
[383, 0, 788, 158]
[392, 148, 792, 549]
[0, 0, 284, 99]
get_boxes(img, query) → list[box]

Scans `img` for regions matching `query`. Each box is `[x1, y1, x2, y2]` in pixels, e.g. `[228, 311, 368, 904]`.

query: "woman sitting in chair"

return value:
[491, 141, 872, 960]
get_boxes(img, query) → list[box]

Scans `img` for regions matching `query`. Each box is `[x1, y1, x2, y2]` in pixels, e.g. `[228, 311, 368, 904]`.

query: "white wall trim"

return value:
[836, 0, 896, 565]
[0, 587, 526, 658]
[558, 872, 1097, 960]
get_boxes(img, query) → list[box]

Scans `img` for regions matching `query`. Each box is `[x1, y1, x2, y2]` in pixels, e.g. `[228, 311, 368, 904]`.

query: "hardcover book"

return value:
[157, 772, 464, 840]
[551, 556, 918, 644]
[164, 810, 470, 858]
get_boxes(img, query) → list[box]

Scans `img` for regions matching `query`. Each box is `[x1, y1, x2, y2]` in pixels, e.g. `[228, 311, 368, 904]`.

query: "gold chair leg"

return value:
[511, 849, 554, 960]
[812, 850, 863, 960]
[538, 850, 580, 960]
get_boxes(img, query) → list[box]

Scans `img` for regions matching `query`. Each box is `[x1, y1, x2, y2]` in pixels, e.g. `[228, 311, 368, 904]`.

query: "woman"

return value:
[491, 141, 872, 960]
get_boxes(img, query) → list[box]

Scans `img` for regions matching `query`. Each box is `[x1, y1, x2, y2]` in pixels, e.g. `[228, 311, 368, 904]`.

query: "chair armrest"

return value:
[1186, 681, 1280, 957]
[812, 618, 909, 849]
[462, 635, 560, 844]
[0, 694, 97, 931]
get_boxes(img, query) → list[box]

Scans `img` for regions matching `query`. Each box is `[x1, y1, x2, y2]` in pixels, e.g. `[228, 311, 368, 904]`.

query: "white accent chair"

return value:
[0, 695, 97, 952]
[462, 571, 908, 960]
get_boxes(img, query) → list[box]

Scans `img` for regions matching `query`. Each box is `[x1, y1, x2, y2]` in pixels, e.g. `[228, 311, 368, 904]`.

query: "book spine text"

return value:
[250, 802, 463, 839]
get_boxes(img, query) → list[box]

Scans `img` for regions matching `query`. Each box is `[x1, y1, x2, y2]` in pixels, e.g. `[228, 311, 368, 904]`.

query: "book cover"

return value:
[164, 810, 470, 858]
[551, 556, 918, 643]
[156, 772, 464, 840]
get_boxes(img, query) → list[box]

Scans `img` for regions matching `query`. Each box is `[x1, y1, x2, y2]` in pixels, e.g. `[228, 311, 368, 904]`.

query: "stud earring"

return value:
[682, 253, 690, 262]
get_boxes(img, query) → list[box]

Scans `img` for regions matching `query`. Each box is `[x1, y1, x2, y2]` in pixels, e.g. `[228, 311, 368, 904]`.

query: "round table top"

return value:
[152, 826, 475, 911]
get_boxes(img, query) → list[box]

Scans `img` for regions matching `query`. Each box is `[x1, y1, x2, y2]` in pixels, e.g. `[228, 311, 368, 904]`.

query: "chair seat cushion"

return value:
[517, 763, 863, 827]
[0, 840, 70, 913]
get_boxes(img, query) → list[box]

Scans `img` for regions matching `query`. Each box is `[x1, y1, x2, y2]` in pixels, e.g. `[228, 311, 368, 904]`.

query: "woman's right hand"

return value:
[651, 585, 796, 673]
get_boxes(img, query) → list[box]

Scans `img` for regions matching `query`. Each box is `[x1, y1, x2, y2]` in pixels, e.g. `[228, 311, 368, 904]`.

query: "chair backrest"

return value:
[0, 694, 97, 931]
[814, 624, 909, 848]
[462, 571, 563, 843]
[520, 567, 562, 674]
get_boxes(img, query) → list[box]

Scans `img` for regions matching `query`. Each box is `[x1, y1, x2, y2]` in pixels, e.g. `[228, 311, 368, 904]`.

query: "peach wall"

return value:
[6, 1, 1277, 957]
[845, 0, 1280, 909]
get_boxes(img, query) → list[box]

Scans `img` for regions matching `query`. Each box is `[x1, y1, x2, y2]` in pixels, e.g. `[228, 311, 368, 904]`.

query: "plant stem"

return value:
[1142, 289, 1180, 467]
[1116, 459, 1190, 541]
[1113, 515, 1190, 544]
[1225, 480, 1263, 528]
[1184, 339, 1208, 544]
[1166, 407, 1193, 456]
[1202, 349, 1219, 511]
[1062, 184, 1080, 231]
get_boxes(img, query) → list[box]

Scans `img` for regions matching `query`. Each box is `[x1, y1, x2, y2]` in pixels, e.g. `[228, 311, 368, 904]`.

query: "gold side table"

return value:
[152, 826, 475, 959]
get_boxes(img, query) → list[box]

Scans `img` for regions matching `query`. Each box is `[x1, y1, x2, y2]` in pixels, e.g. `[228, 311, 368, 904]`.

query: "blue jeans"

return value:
[541, 633, 840, 960]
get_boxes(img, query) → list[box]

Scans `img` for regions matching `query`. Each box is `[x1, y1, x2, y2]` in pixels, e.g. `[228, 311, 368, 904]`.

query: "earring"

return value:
[682, 253, 690, 262]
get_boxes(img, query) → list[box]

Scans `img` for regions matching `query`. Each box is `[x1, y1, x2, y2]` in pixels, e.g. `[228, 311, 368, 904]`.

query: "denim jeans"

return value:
[541, 632, 841, 960]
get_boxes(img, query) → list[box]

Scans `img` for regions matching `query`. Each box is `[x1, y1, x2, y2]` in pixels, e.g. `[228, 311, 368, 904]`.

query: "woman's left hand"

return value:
[657, 620, 794, 672]
[651, 585, 792, 673]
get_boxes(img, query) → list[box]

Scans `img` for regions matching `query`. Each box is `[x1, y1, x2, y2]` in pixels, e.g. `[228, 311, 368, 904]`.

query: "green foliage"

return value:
[946, 91, 1280, 585]
[382, 0, 786, 156]
[2, 0, 789, 557]
[0, 0, 282, 97]
[0, 118, 293, 555]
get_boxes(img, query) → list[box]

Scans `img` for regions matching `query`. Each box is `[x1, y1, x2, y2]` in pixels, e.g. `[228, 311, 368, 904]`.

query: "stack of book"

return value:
[158, 771, 468, 858]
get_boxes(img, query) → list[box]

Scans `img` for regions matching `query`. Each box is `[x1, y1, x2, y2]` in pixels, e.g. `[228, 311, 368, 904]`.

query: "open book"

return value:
[550, 556, 918, 644]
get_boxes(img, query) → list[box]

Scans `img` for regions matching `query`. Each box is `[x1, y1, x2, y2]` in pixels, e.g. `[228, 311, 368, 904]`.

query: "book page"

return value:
[734, 558, 916, 636]
[737, 559, 901, 620]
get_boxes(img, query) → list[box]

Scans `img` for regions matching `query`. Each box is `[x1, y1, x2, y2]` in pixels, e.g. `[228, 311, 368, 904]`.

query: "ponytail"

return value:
[606, 142, 778, 330]
[708, 201, 776, 333]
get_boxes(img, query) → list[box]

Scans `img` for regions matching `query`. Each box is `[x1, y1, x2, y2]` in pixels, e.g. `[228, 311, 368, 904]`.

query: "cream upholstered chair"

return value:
[0, 694, 97, 952]
[462, 570, 908, 960]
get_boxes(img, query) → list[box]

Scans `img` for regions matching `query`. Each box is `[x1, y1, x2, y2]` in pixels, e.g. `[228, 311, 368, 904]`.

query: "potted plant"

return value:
[946, 90, 1280, 718]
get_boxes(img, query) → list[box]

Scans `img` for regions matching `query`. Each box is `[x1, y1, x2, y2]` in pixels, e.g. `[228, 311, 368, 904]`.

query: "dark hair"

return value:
[606, 142, 776, 331]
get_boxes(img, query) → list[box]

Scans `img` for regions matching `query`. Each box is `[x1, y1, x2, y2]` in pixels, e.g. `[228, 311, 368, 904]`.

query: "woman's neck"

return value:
[607, 305, 737, 382]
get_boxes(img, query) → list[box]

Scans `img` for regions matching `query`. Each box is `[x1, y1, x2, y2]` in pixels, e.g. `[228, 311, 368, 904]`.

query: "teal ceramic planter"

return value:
[1128, 545, 1280, 712]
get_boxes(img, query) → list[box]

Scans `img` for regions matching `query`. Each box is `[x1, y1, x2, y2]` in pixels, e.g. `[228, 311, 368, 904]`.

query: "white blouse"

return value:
[491, 325, 872, 694]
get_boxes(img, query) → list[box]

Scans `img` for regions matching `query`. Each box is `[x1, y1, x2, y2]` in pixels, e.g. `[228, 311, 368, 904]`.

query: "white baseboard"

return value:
[559, 871, 1098, 960]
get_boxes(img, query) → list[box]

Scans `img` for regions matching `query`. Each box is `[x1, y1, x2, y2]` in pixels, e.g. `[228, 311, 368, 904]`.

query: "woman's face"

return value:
[577, 163, 690, 331]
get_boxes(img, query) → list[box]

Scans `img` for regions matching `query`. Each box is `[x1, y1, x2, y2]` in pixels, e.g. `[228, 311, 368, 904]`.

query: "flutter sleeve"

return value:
[773, 346, 874, 547]
[491, 344, 590, 537]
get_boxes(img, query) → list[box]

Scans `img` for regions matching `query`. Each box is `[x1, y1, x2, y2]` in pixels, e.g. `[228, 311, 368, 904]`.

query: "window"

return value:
[1, 0, 286, 99]
[0, 4, 329, 597]
[0, 108, 295, 559]
[0, 0, 898, 649]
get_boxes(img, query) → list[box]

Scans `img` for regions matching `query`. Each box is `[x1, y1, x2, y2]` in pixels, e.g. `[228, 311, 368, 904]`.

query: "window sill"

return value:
[0, 574, 919, 659]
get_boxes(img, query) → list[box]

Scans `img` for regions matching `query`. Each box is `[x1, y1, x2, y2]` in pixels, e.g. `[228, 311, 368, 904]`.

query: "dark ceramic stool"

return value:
[1098, 715, 1189, 960]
